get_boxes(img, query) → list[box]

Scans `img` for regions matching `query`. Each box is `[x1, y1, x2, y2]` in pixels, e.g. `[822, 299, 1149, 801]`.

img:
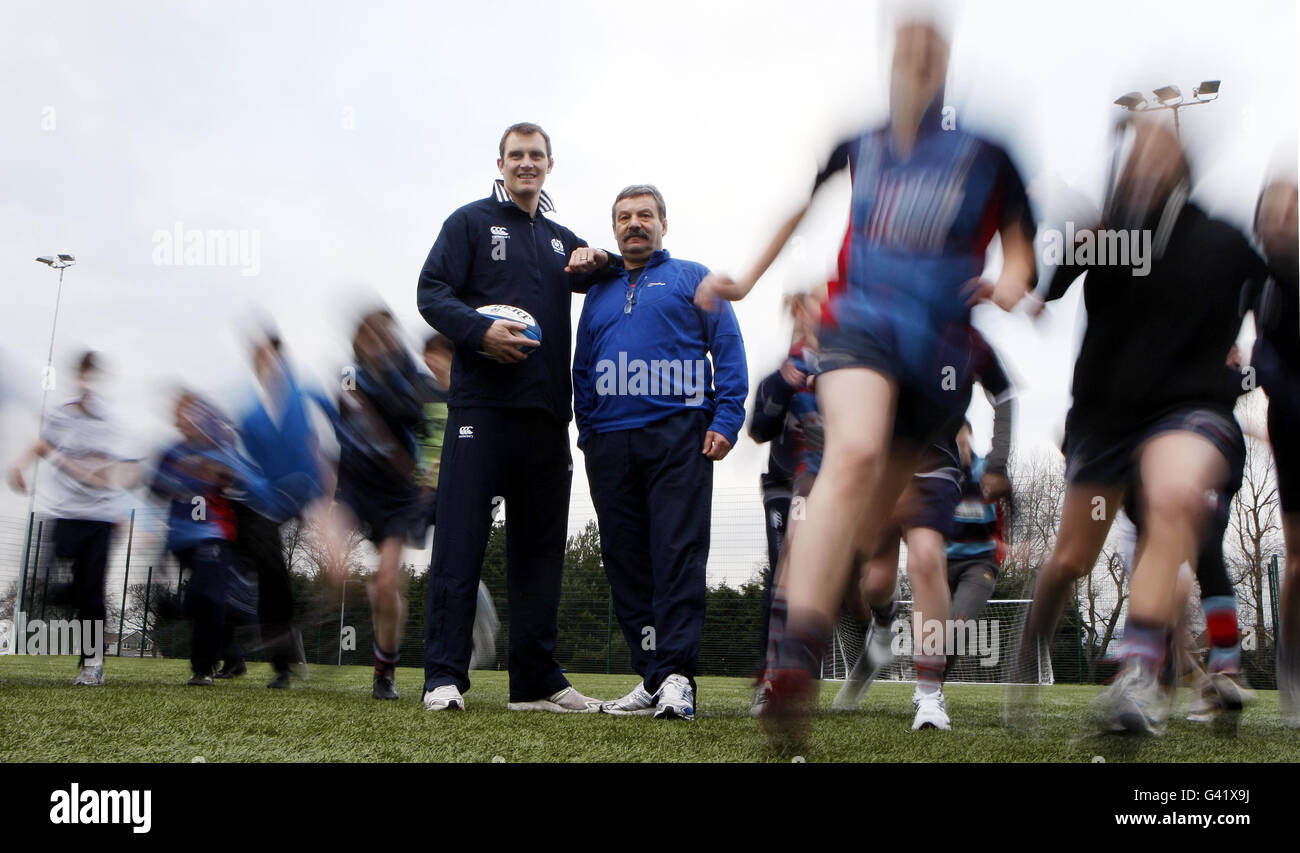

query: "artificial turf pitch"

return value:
[2, 656, 1298, 763]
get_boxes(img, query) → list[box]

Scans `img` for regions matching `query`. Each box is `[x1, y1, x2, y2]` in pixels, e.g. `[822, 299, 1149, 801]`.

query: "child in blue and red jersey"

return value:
[150, 392, 241, 686]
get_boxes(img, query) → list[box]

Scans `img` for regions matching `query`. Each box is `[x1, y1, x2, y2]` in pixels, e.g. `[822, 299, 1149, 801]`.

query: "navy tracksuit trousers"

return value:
[583, 410, 712, 694]
[424, 407, 572, 701]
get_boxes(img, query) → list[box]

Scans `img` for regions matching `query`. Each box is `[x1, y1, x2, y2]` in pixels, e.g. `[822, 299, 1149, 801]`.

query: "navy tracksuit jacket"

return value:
[417, 182, 595, 701]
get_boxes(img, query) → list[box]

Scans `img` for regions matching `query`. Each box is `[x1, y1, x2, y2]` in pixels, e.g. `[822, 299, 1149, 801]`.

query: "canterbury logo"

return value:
[459, 426, 474, 438]
[490, 226, 509, 237]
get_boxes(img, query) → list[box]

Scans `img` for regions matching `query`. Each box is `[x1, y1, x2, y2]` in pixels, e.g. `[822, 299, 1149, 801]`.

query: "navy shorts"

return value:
[337, 478, 427, 546]
[893, 440, 962, 535]
[1064, 408, 1245, 489]
[818, 320, 970, 450]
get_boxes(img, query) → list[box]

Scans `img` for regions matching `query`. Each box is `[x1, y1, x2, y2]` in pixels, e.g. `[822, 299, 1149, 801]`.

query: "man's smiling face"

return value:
[498, 131, 552, 199]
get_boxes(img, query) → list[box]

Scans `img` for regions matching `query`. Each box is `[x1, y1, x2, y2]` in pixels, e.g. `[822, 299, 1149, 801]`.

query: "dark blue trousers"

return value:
[583, 410, 711, 694]
[424, 407, 572, 702]
[178, 539, 233, 677]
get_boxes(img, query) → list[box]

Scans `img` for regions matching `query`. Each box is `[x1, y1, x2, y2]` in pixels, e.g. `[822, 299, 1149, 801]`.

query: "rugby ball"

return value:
[476, 304, 542, 357]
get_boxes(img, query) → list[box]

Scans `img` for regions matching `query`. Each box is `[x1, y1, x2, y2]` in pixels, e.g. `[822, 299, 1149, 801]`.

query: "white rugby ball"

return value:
[476, 304, 542, 356]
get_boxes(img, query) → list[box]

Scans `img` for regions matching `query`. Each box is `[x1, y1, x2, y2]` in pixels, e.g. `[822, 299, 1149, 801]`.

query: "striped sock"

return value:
[914, 654, 946, 692]
[774, 609, 830, 678]
[1121, 620, 1167, 669]
[373, 643, 399, 677]
[1203, 595, 1240, 674]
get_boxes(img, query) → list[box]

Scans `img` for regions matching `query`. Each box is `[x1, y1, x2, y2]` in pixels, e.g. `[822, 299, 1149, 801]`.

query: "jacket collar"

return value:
[592, 249, 669, 285]
[611, 248, 670, 271]
[493, 179, 555, 214]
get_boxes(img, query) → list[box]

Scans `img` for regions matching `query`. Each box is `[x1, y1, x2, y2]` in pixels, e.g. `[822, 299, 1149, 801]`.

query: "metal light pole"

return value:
[17, 254, 77, 615]
[1114, 80, 1221, 138]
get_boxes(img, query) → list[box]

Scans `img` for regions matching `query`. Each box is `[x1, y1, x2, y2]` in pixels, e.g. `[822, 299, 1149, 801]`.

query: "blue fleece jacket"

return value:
[573, 250, 747, 447]
[236, 363, 330, 522]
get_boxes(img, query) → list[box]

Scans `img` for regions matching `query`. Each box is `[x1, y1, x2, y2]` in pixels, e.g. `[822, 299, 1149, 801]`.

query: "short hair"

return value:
[499, 122, 552, 159]
[611, 184, 667, 223]
[76, 351, 99, 375]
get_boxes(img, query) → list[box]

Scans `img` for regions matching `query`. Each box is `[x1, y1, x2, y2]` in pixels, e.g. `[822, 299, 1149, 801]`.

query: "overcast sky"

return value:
[2, 0, 1296, 587]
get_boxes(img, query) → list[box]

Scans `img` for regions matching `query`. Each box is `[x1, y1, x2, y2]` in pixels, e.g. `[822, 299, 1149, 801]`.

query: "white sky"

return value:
[1, 0, 1297, 585]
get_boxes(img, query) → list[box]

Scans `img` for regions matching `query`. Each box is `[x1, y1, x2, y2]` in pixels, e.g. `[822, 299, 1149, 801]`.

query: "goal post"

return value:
[822, 599, 1054, 685]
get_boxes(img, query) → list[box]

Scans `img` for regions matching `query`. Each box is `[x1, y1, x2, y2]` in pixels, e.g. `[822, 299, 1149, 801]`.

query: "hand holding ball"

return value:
[477, 305, 542, 363]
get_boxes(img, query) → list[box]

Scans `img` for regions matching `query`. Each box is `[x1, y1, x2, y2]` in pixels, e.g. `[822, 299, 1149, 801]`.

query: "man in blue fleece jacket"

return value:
[574, 184, 747, 720]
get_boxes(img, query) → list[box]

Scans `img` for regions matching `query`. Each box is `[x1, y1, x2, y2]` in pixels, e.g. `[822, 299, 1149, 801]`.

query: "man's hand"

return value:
[480, 319, 540, 364]
[702, 430, 732, 461]
[565, 247, 609, 273]
[8, 465, 27, 493]
[779, 359, 807, 389]
[980, 471, 1012, 502]
[694, 273, 752, 312]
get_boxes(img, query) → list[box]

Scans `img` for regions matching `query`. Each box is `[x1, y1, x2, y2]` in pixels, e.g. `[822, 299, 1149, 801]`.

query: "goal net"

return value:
[822, 599, 1053, 685]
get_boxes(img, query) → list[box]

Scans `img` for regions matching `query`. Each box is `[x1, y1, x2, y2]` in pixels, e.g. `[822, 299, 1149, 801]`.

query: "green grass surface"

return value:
[2, 656, 1298, 762]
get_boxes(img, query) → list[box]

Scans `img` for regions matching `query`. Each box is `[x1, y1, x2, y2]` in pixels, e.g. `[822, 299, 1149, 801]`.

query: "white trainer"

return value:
[507, 686, 602, 713]
[74, 664, 104, 686]
[1102, 657, 1165, 735]
[833, 620, 894, 710]
[911, 685, 951, 730]
[748, 680, 771, 718]
[423, 685, 465, 711]
[654, 674, 695, 721]
[602, 681, 658, 716]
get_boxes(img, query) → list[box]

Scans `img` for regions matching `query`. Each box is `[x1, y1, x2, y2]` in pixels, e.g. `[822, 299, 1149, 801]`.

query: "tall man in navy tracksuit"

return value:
[417, 122, 612, 712]
[574, 185, 748, 720]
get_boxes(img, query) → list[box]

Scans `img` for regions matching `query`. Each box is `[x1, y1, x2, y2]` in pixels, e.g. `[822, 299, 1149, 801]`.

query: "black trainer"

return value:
[372, 671, 399, 700]
[214, 661, 247, 679]
[267, 671, 291, 689]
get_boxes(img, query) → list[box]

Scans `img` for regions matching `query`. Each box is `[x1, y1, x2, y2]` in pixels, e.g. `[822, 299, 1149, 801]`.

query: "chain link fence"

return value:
[0, 487, 1285, 687]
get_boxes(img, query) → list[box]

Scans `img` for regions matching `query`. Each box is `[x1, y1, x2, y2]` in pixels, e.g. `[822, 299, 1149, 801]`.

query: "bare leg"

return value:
[1026, 482, 1125, 650]
[1130, 433, 1227, 626]
[783, 369, 905, 623]
[370, 536, 407, 657]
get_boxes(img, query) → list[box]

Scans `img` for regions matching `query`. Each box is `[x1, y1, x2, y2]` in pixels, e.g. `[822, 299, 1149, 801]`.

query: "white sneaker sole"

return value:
[507, 699, 600, 713]
[912, 714, 951, 731]
[653, 705, 694, 721]
[602, 705, 657, 716]
[424, 698, 465, 711]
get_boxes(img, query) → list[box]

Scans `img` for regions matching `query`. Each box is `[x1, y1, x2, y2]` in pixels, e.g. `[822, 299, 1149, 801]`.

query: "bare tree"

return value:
[0, 579, 17, 622]
[1226, 437, 1283, 651]
[1002, 450, 1067, 596]
[291, 511, 368, 580]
